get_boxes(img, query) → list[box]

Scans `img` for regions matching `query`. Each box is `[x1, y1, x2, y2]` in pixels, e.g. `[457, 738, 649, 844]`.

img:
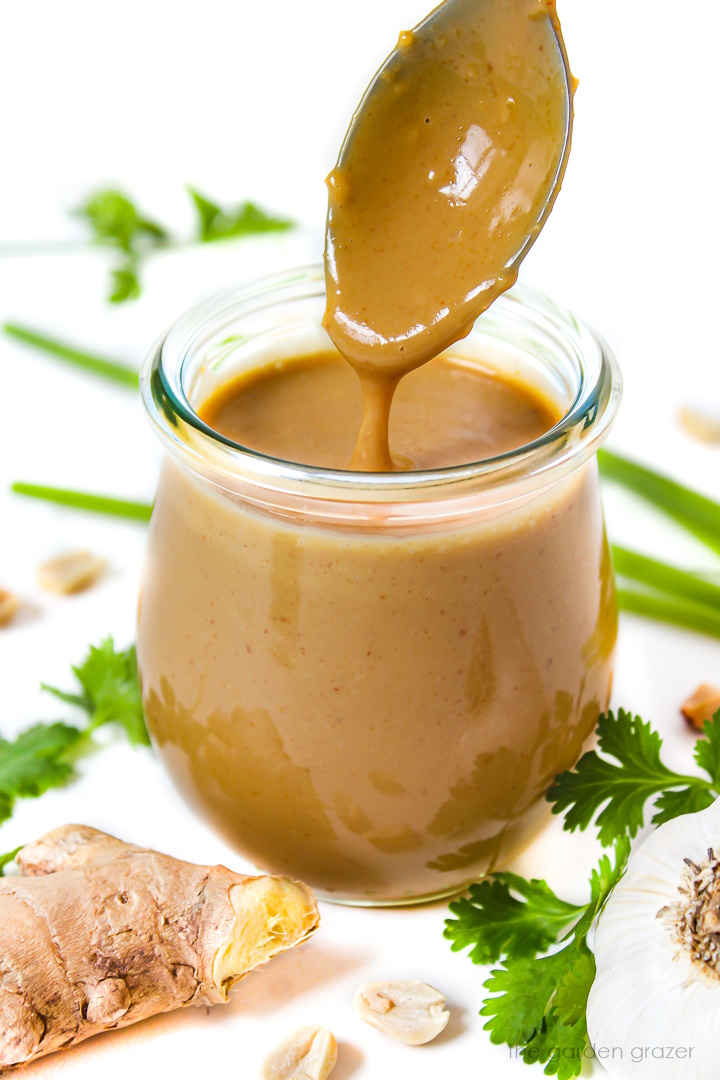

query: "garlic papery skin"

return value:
[587, 798, 720, 1078]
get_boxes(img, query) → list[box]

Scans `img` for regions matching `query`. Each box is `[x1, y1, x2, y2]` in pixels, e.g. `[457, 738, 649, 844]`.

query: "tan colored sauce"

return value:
[140, 450, 615, 900]
[200, 352, 559, 471]
[323, 0, 571, 469]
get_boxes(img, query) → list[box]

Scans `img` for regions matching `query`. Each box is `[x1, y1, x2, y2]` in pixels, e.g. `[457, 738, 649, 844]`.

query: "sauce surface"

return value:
[323, 0, 571, 468]
[200, 352, 559, 471]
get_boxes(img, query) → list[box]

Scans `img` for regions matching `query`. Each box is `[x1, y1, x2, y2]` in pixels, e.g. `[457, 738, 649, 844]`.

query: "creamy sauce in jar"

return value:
[200, 352, 559, 471]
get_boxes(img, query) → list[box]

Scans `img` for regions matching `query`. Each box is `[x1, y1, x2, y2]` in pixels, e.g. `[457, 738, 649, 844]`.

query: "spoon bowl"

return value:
[323, 0, 574, 378]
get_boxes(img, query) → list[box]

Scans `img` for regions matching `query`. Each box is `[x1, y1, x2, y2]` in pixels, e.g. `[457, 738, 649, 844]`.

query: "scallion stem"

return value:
[612, 545, 720, 610]
[599, 448, 720, 557]
[3, 323, 138, 388]
[617, 588, 720, 639]
[11, 483, 152, 521]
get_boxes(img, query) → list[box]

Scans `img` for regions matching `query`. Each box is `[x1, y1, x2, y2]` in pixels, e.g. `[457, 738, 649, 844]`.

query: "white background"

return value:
[1, 2, 719, 1077]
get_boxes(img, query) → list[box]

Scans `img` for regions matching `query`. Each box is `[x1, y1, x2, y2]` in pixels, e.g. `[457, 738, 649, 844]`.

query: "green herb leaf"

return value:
[75, 189, 168, 255]
[188, 187, 294, 242]
[0, 722, 84, 824]
[481, 946, 572, 1046]
[479, 909, 599, 1077]
[651, 783, 716, 827]
[547, 709, 709, 846]
[453, 841, 628, 1075]
[527, 946, 595, 1079]
[109, 261, 141, 304]
[524, 1008, 589, 1080]
[570, 835, 631, 939]
[0, 640, 149, 831]
[445, 873, 583, 964]
[453, 706, 720, 1077]
[74, 188, 168, 303]
[43, 637, 150, 746]
[552, 947, 596, 1028]
[694, 713, 720, 786]
[0, 846, 22, 875]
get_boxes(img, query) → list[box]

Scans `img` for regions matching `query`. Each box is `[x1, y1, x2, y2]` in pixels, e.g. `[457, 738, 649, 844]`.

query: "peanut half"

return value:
[37, 551, 105, 595]
[353, 979, 449, 1045]
[259, 1025, 337, 1080]
[0, 588, 21, 626]
[682, 684, 720, 730]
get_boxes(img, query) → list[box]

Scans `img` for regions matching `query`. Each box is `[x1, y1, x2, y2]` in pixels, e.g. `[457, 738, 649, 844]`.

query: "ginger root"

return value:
[0, 825, 319, 1070]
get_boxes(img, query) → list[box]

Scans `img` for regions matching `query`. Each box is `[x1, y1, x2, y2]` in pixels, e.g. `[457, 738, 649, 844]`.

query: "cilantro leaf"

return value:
[445, 872, 582, 964]
[0, 846, 22, 875]
[547, 709, 710, 846]
[74, 188, 167, 303]
[552, 948, 595, 1028]
[525, 1007, 588, 1080]
[481, 941, 581, 1046]
[453, 840, 629, 1078]
[188, 187, 294, 242]
[652, 783, 716, 827]
[0, 721, 83, 824]
[528, 947, 595, 1079]
[570, 836, 630, 940]
[482, 941, 595, 1079]
[694, 712, 720, 787]
[451, 707, 720, 1078]
[43, 637, 150, 746]
[109, 261, 141, 304]
[75, 189, 167, 255]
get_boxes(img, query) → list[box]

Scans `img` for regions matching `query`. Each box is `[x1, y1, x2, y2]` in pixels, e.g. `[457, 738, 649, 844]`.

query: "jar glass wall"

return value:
[138, 266, 621, 905]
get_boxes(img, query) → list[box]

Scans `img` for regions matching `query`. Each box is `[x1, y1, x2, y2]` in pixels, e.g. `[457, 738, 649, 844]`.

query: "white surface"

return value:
[1, 1, 720, 1077]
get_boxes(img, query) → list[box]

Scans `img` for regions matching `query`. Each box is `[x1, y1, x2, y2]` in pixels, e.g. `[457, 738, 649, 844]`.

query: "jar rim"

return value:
[140, 264, 622, 506]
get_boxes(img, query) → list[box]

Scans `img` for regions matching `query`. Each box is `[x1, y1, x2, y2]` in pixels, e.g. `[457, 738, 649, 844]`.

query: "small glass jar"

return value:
[138, 265, 621, 906]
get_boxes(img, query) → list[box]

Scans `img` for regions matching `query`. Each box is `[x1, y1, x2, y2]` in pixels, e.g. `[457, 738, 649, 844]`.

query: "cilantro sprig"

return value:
[74, 188, 168, 302]
[42, 636, 149, 747]
[446, 837, 630, 1078]
[547, 708, 720, 847]
[448, 708, 720, 1076]
[0, 637, 149, 828]
[73, 185, 294, 303]
[0, 722, 84, 825]
[445, 873, 583, 965]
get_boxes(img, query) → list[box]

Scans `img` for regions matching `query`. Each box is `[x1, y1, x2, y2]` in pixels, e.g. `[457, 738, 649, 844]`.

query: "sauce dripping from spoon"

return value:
[323, 0, 574, 470]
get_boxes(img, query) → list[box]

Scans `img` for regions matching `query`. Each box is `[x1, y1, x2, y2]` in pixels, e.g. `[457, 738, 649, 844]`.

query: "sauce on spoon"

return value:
[323, 0, 573, 469]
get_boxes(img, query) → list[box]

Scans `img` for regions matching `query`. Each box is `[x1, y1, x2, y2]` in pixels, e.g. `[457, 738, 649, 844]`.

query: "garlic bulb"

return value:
[587, 797, 720, 1078]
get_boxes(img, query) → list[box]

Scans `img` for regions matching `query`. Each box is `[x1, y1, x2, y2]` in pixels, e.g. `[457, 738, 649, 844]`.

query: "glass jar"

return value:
[137, 265, 621, 905]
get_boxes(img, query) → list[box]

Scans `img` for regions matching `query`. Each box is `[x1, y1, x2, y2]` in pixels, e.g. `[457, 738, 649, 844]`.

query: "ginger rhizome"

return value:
[0, 825, 319, 1069]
